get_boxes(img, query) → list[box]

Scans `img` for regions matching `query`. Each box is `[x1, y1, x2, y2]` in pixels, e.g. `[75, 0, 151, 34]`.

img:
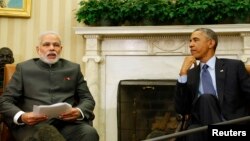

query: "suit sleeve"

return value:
[75, 65, 96, 121]
[0, 64, 24, 126]
[175, 81, 193, 115]
[238, 61, 250, 99]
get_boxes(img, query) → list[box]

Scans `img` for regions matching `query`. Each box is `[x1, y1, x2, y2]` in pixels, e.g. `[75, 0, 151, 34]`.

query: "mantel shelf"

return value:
[74, 24, 250, 36]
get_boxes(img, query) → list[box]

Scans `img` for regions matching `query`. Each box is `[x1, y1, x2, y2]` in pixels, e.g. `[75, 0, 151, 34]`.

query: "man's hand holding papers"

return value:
[33, 102, 72, 119]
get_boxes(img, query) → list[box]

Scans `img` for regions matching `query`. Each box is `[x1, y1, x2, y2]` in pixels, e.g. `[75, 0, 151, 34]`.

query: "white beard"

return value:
[39, 50, 60, 64]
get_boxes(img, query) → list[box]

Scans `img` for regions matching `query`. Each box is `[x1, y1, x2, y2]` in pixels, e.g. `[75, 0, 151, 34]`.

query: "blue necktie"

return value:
[202, 64, 216, 95]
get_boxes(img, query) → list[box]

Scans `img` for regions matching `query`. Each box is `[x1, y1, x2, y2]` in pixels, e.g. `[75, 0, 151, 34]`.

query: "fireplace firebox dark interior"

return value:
[117, 79, 179, 141]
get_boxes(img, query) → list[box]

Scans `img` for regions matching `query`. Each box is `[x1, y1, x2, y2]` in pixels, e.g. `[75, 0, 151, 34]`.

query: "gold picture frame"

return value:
[0, 0, 31, 18]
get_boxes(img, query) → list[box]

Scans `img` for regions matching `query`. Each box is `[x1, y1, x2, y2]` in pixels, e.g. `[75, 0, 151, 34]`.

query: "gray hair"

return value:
[38, 31, 62, 45]
[193, 28, 218, 49]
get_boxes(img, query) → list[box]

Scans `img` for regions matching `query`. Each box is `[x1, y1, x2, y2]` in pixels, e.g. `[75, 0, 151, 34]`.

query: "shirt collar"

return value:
[201, 56, 216, 70]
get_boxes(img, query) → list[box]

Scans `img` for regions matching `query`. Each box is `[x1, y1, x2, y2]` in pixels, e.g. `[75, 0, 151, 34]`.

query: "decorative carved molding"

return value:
[150, 38, 188, 53]
[240, 55, 250, 64]
[84, 35, 102, 39]
[82, 56, 103, 63]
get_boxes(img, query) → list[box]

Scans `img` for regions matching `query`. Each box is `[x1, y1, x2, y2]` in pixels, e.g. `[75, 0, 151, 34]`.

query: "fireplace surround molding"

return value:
[74, 24, 250, 141]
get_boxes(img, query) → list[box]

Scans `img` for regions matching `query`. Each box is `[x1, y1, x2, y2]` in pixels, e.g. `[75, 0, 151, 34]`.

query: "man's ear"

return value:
[36, 46, 39, 53]
[209, 39, 216, 49]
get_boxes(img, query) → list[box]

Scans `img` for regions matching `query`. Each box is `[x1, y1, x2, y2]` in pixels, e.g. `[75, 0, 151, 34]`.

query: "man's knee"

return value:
[37, 125, 66, 141]
[65, 125, 99, 141]
[84, 126, 99, 136]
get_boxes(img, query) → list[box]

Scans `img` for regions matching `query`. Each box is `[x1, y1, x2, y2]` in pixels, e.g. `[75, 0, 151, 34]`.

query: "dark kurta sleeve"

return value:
[74, 64, 96, 120]
[0, 63, 24, 126]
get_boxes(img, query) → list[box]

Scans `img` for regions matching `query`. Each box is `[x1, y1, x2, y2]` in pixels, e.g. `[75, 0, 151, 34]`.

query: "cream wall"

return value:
[0, 0, 85, 71]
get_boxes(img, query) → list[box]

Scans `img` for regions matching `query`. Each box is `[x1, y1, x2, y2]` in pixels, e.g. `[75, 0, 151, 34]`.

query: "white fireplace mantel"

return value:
[75, 24, 250, 35]
[74, 24, 250, 141]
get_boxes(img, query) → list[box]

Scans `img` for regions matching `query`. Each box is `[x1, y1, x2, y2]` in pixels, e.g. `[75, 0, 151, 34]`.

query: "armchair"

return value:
[0, 64, 16, 141]
[174, 65, 250, 140]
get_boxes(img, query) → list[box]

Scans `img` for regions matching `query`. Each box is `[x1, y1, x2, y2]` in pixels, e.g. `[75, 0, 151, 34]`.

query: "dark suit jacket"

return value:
[0, 58, 95, 127]
[175, 58, 250, 121]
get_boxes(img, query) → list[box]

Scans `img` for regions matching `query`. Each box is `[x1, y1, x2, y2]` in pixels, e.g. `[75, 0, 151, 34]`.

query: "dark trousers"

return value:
[186, 94, 223, 141]
[12, 119, 99, 141]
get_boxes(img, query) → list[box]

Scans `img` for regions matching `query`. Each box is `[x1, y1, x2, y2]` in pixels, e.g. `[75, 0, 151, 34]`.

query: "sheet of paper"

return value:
[33, 102, 72, 119]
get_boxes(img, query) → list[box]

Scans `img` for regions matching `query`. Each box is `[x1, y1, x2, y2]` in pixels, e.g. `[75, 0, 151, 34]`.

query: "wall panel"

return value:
[0, 0, 85, 71]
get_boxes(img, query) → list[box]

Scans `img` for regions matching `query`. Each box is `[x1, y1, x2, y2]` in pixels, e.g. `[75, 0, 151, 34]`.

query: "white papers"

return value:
[33, 102, 72, 119]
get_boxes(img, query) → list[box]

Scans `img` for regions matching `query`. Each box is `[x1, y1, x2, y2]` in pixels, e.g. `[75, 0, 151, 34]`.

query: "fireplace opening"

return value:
[117, 79, 179, 141]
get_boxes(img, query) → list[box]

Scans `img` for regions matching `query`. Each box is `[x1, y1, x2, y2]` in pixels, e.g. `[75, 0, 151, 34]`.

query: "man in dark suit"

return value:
[175, 28, 250, 141]
[0, 31, 99, 141]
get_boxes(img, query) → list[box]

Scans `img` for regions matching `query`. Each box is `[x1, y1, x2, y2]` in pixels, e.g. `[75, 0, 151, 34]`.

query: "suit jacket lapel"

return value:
[190, 65, 201, 99]
[215, 58, 226, 104]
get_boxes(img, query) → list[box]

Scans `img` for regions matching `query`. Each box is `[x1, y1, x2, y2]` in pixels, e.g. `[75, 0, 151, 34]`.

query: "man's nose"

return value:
[189, 41, 194, 48]
[48, 44, 56, 50]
